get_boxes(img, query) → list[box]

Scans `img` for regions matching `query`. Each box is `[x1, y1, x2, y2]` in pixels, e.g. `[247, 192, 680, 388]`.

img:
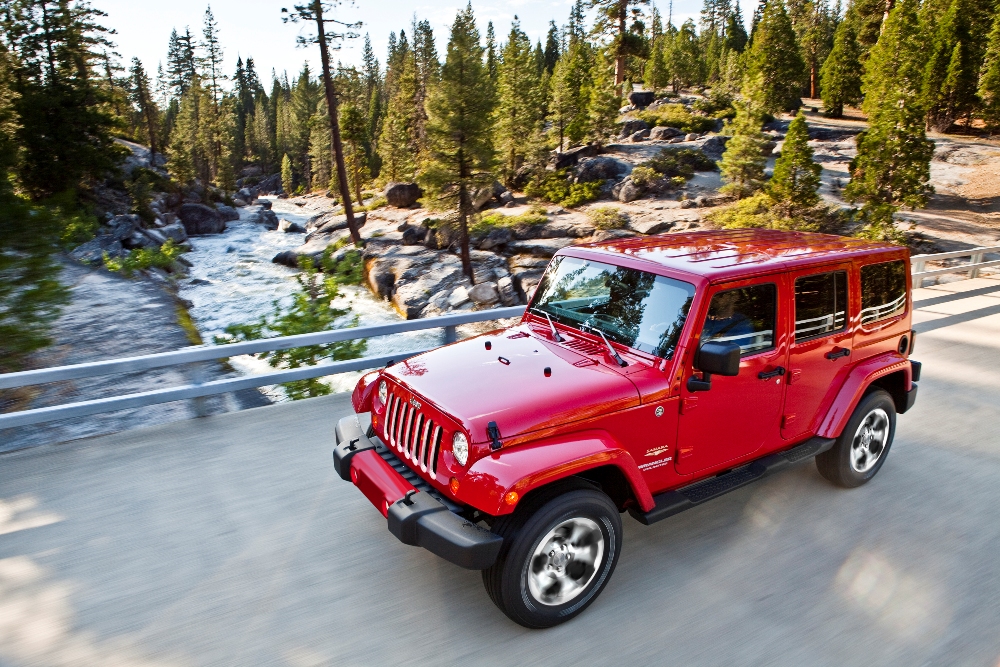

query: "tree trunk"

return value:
[810, 63, 817, 100]
[614, 0, 628, 95]
[313, 2, 362, 245]
[457, 148, 475, 285]
[881, 0, 895, 32]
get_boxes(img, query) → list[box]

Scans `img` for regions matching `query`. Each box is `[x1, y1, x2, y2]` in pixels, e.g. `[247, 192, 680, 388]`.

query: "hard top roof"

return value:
[569, 229, 905, 281]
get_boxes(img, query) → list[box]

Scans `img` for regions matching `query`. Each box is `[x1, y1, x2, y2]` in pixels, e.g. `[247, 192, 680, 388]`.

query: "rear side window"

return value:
[794, 271, 847, 341]
[701, 284, 777, 356]
[860, 260, 907, 324]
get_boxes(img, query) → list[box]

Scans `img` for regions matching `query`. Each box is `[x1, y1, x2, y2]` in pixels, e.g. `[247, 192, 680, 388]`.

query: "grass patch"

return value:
[174, 302, 204, 345]
[103, 239, 185, 276]
[629, 166, 660, 187]
[707, 192, 842, 234]
[525, 170, 602, 208]
[635, 104, 717, 134]
[357, 195, 387, 211]
[472, 206, 548, 234]
[587, 206, 630, 230]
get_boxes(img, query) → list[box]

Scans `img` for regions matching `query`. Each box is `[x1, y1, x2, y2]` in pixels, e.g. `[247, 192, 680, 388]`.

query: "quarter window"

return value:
[794, 271, 847, 341]
[860, 261, 907, 325]
[701, 284, 777, 356]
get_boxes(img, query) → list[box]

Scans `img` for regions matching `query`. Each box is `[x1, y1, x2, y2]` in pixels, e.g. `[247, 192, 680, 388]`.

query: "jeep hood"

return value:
[384, 325, 640, 444]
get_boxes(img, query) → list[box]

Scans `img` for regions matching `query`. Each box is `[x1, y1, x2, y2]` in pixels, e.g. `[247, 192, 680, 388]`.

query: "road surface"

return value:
[2, 278, 1000, 667]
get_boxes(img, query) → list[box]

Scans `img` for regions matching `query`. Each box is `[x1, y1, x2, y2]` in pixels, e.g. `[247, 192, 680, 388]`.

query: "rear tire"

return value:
[482, 487, 622, 628]
[816, 389, 896, 488]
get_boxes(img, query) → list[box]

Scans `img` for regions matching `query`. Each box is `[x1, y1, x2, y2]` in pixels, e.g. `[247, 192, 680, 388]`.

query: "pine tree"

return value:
[979, 9, 1000, 131]
[724, 4, 749, 52]
[767, 110, 821, 207]
[166, 27, 198, 97]
[485, 22, 499, 83]
[129, 57, 160, 159]
[845, 0, 933, 240]
[420, 3, 496, 283]
[496, 19, 543, 185]
[378, 53, 418, 181]
[719, 99, 768, 198]
[588, 48, 621, 141]
[282, 1, 364, 245]
[820, 20, 863, 116]
[340, 103, 369, 204]
[667, 20, 702, 90]
[544, 21, 561, 74]
[590, 0, 652, 92]
[412, 18, 440, 153]
[362, 33, 379, 102]
[743, 0, 806, 113]
[921, 0, 978, 132]
[645, 34, 669, 90]
[281, 153, 294, 194]
[200, 6, 226, 107]
[550, 41, 591, 149]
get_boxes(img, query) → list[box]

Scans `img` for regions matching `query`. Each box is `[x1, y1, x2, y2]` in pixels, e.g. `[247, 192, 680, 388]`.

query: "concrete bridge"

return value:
[2, 278, 999, 667]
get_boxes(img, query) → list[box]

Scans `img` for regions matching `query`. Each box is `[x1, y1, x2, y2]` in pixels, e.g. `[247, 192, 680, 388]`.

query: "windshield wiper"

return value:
[584, 324, 628, 367]
[531, 308, 564, 342]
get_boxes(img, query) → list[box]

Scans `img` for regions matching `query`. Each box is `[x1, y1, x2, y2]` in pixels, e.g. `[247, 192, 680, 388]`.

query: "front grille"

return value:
[384, 392, 443, 477]
[373, 440, 460, 513]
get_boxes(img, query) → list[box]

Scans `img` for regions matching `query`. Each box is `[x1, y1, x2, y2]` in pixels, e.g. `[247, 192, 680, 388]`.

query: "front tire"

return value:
[816, 389, 896, 488]
[482, 487, 622, 628]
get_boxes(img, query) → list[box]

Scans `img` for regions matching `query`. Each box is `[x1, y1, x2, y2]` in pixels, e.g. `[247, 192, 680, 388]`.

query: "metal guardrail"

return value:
[912, 246, 1000, 285]
[0, 306, 526, 430]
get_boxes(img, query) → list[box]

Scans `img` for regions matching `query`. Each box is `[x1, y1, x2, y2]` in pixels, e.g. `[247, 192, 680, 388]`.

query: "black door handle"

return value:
[826, 348, 851, 360]
[758, 366, 786, 380]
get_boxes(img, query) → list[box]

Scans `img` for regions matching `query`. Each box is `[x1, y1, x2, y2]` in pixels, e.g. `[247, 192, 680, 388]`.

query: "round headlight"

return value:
[452, 432, 469, 467]
[377, 380, 387, 405]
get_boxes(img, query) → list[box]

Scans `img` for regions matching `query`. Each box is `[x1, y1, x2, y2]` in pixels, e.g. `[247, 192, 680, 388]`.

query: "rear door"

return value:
[675, 277, 789, 475]
[781, 265, 854, 440]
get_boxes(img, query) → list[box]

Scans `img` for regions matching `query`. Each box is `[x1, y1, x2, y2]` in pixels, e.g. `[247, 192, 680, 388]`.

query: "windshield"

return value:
[529, 256, 696, 359]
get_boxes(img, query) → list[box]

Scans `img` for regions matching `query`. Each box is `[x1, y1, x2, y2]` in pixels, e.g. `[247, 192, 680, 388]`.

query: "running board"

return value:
[629, 437, 835, 526]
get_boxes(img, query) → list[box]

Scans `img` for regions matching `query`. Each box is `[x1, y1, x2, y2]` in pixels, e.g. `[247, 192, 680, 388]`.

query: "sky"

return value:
[98, 0, 754, 86]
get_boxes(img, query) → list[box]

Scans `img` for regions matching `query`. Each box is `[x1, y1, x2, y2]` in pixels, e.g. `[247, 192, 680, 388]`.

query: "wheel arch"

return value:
[817, 352, 911, 439]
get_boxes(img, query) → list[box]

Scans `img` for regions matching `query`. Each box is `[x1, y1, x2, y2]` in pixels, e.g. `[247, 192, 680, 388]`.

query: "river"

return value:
[177, 199, 443, 399]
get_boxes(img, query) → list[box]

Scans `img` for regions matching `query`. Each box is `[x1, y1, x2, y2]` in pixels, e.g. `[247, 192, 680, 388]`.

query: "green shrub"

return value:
[525, 170, 602, 208]
[641, 148, 717, 181]
[635, 104, 717, 133]
[473, 206, 548, 234]
[587, 206, 630, 230]
[319, 245, 365, 285]
[358, 196, 387, 211]
[103, 239, 185, 276]
[707, 192, 839, 234]
[693, 90, 735, 118]
[629, 166, 660, 187]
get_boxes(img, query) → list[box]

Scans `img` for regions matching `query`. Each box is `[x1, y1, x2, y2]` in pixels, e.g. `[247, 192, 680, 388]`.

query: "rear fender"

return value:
[351, 371, 380, 414]
[818, 352, 912, 439]
[460, 429, 654, 516]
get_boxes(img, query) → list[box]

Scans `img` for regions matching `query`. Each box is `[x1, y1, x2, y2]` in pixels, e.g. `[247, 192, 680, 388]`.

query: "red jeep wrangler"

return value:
[334, 229, 919, 628]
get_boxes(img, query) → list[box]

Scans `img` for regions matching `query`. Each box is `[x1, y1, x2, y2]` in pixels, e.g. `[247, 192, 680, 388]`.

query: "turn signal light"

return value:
[504, 491, 519, 506]
[450, 477, 460, 494]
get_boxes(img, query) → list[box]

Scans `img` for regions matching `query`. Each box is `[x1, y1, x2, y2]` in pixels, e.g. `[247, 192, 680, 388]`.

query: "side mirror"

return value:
[687, 341, 741, 392]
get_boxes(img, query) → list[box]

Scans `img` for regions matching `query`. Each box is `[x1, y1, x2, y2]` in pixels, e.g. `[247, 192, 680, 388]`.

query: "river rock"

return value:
[499, 191, 516, 205]
[475, 227, 513, 250]
[70, 236, 125, 264]
[305, 211, 366, 239]
[627, 91, 656, 108]
[385, 182, 422, 208]
[618, 119, 649, 138]
[106, 214, 139, 241]
[507, 238, 575, 257]
[448, 286, 470, 308]
[256, 199, 273, 210]
[685, 133, 699, 142]
[680, 199, 698, 209]
[401, 226, 427, 245]
[650, 126, 683, 140]
[140, 228, 169, 246]
[178, 203, 226, 235]
[629, 129, 650, 142]
[472, 186, 493, 210]
[215, 204, 240, 221]
[612, 178, 642, 203]
[278, 218, 306, 233]
[701, 135, 730, 160]
[762, 140, 777, 157]
[496, 276, 519, 306]
[160, 222, 189, 244]
[630, 219, 675, 235]
[233, 197, 248, 207]
[550, 144, 599, 170]
[247, 206, 279, 229]
[468, 282, 500, 306]
[272, 250, 300, 268]
[575, 157, 627, 183]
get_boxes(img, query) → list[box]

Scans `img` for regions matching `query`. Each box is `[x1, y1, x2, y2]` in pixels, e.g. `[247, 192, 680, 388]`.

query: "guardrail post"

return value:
[912, 258, 926, 288]
[188, 364, 210, 418]
[443, 325, 457, 344]
[969, 251, 984, 279]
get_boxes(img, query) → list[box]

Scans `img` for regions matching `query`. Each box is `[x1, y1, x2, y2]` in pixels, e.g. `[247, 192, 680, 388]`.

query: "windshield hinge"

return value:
[487, 421, 503, 451]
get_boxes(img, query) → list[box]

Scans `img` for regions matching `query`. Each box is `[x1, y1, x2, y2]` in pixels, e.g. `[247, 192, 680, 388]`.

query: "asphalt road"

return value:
[2, 278, 1000, 667]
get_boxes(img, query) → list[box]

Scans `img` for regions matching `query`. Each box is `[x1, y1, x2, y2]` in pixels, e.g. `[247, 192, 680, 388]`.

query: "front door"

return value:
[781, 266, 854, 440]
[676, 279, 788, 475]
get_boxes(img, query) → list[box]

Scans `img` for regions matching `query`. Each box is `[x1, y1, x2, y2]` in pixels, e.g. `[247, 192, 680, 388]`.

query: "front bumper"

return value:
[333, 414, 503, 570]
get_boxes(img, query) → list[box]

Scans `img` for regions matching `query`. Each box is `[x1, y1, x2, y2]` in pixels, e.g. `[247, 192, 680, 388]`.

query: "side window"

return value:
[794, 271, 847, 341]
[860, 260, 907, 325]
[701, 283, 777, 356]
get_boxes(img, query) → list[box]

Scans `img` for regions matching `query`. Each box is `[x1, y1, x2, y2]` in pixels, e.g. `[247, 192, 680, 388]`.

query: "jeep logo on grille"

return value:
[409, 397, 421, 410]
